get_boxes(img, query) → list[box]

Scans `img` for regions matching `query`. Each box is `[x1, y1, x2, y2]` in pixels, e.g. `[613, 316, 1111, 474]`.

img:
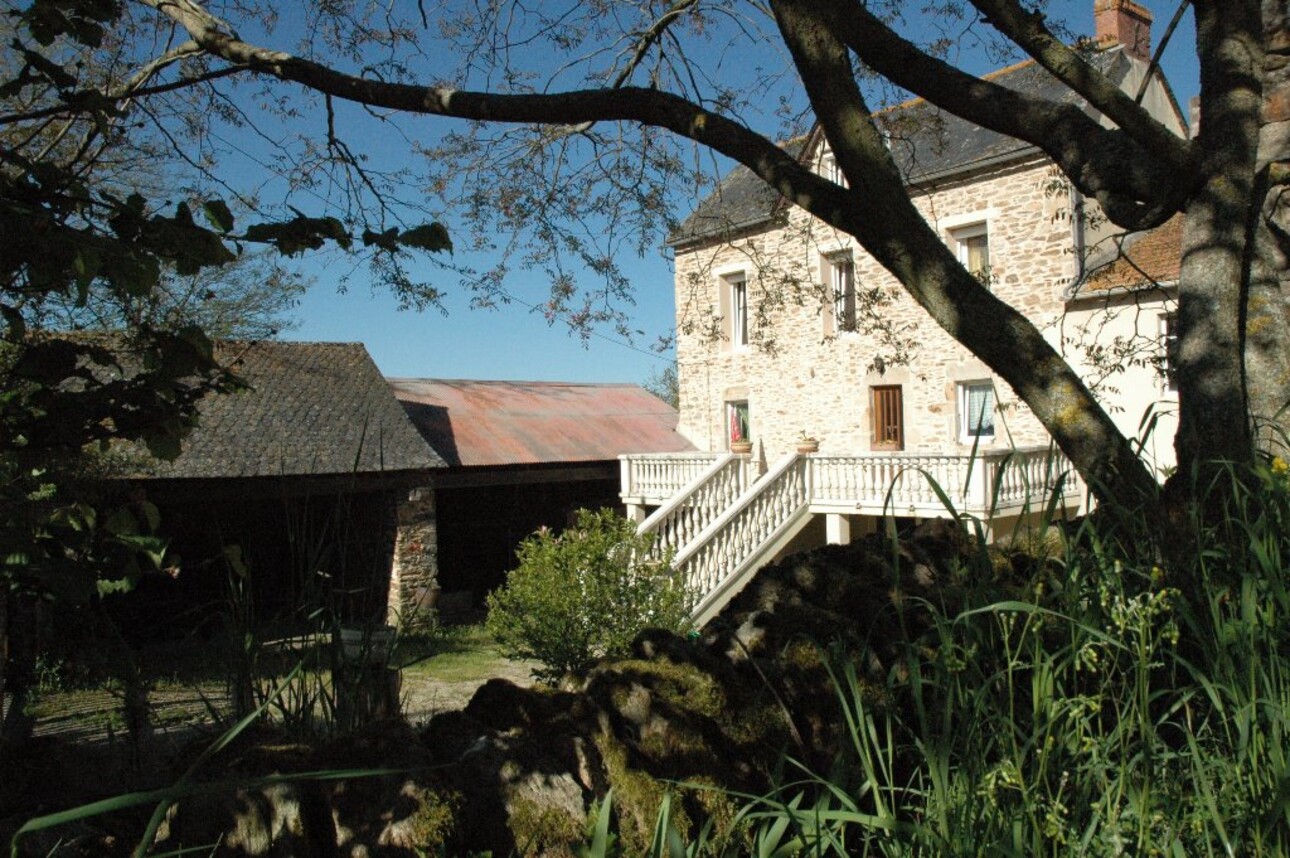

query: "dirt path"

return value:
[21, 658, 535, 747]
[400, 658, 536, 724]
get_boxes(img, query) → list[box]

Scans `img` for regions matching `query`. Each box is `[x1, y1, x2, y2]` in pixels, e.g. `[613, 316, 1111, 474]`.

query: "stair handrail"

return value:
[675, 454, 811, 624]
[637, 452, 747, 558]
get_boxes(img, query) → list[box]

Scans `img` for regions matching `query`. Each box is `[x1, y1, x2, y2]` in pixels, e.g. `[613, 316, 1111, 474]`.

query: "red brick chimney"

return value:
[1094, 0, 1153, 62]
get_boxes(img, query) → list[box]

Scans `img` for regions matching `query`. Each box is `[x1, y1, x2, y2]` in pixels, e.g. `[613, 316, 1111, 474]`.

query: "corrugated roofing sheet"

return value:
[388, 379, 694, 467]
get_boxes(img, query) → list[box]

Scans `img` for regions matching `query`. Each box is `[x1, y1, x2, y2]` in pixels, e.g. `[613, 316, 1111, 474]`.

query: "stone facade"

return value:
[388, 487, 440, 631]
[675, 154, 1075, 462]
[672, 46, 1189, 469]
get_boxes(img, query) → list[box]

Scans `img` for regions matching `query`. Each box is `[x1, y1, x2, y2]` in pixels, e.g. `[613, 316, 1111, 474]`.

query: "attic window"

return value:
[820, 152, 847, 188]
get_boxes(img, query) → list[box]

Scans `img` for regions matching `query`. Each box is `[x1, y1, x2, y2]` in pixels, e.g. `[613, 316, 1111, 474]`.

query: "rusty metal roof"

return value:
[387, 379, 694, 467]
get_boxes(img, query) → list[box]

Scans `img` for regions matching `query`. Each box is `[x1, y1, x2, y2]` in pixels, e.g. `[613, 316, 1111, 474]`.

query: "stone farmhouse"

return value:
[620, 0, 1188, 625]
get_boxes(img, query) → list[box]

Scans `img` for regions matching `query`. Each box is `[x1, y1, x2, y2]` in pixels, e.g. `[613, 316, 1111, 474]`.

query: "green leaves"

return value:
[18, 0, 121, 48]
[203, 199, 235, 233]
[362, 222, 453, 254]
[245, 212, 352, 256]
[485, 508, 689, 681]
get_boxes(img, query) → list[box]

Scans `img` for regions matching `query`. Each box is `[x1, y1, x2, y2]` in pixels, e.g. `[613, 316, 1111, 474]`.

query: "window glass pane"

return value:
[728, 401, 750, 442]
[965, 233, 989, 275]
[964, 383, 995, 436]
[1162, 313, 1179, 391]
[729, 276, 748, 346]
[831, 253, 855, 330]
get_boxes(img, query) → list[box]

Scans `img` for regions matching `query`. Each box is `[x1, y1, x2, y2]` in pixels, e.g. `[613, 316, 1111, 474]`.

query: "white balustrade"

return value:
[622, 446, 1082, 625]
[979, 447, 1080, 511]
[677, 456, 810, 622]
[620, 453, 725, 504]
[637, 454, 748, 558]
[626, 448, 1078, 528]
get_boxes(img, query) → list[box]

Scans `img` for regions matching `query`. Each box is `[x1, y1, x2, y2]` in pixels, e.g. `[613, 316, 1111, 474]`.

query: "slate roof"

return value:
[135, 342, 444, 479]
[1066, 214, 1183, 299]
[669, 47, 1143, 246]
[387, 379, 695, 468]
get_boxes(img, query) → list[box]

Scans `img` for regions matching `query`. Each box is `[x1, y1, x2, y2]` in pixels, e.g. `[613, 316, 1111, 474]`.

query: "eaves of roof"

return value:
[128, 341, 445, 480]
[669, 47, 1153, 247]
[389, 378, 695, 468]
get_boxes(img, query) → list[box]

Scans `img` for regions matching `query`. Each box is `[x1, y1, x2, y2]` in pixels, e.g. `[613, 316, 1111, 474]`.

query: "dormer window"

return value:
[820, 152, 848, 188]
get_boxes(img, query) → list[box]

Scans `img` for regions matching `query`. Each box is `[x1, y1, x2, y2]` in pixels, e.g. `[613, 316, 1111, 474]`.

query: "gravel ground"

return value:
[17, 657, 536, 747]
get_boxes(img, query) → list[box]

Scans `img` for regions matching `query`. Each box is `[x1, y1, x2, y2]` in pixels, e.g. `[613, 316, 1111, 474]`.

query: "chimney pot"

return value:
[1094, 0, 1153, 62]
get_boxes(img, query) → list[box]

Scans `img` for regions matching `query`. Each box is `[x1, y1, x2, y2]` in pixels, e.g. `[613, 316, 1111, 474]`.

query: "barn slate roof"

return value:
[387, 379, 695, 468]
[135, 341, 444, 479]
[668, 47, 1142, 247]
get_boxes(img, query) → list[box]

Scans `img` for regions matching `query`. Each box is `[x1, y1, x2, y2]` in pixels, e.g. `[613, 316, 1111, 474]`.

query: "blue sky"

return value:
[273, 1, 1199, 385]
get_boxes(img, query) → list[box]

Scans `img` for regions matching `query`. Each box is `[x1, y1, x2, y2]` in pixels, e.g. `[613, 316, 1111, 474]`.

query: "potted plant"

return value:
[730, 407, 754, 453]
[795, 431, 820, 454]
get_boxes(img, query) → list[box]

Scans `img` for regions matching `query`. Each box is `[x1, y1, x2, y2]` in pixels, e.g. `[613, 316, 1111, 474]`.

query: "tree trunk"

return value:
[1249, 0, 1290, 453]
[0, 593, 37, 749]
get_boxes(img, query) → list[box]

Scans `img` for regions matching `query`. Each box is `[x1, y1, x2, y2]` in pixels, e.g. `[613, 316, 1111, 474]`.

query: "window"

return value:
[820, 152, 848, 187]
[1160, 312, 1179, 392]
[828, 251, 856, 332]
[727, 401, 751, 446]
[871, 385, 904, 451]
[725, 273, 749, 348]
[952, 223, 990, 281]
[959, 381, 996, 442]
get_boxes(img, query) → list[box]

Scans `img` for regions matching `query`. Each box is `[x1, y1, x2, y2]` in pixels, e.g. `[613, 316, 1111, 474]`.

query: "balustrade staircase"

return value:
[639, 454, 813, 627]
[631, 445, 1081, 628]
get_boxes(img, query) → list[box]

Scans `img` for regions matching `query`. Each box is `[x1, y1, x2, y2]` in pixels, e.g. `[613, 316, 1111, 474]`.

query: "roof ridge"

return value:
[873, 57, 1040, 117]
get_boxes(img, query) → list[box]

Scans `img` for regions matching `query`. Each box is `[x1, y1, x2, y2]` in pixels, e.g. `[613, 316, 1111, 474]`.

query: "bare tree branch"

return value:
[769, 0, 1160, 508]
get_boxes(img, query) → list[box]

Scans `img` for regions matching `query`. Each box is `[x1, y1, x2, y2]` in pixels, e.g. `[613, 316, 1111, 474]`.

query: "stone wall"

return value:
[674, 155, 1075, 461]
[389, 487, 439, 631]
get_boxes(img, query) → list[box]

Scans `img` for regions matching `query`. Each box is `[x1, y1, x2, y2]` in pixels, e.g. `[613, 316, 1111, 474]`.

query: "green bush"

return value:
[485, 508, 690, 681]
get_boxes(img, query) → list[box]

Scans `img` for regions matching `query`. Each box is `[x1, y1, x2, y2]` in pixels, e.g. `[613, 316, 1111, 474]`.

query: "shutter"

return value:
[871, 385, 904, 451]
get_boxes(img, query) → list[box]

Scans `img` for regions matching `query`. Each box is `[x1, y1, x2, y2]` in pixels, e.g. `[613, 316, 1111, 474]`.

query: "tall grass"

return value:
[594, 456, 1290, 856]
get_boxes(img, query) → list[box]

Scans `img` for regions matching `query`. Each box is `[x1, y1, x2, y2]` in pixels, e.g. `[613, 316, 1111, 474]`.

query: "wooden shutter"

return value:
[871, 385, 904, 451]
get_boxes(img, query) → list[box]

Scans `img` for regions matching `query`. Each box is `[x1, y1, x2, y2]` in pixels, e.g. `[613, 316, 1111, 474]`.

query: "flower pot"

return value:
[339, 625, 395, 665]
[796, 441, 819, 454]
[730, 440, 754, 454]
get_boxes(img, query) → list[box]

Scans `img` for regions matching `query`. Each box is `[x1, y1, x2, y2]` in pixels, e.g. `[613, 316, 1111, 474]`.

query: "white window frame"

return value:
[958, 381, 997, 443]
[728, 273, 749, 348]
[820, 151, 848, 188]
[951, 222, 991, 280]
[715, 268, 750, 350]
[828, 251, 856, 332]
[1160, 312, 1179, 393]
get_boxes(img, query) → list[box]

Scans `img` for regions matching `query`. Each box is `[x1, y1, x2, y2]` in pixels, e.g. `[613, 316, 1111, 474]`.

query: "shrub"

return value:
[485, 508, 690, 681]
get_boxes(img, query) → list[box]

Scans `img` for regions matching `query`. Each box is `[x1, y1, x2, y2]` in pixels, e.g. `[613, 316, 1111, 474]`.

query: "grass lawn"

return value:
[396, 623, 523, 684]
